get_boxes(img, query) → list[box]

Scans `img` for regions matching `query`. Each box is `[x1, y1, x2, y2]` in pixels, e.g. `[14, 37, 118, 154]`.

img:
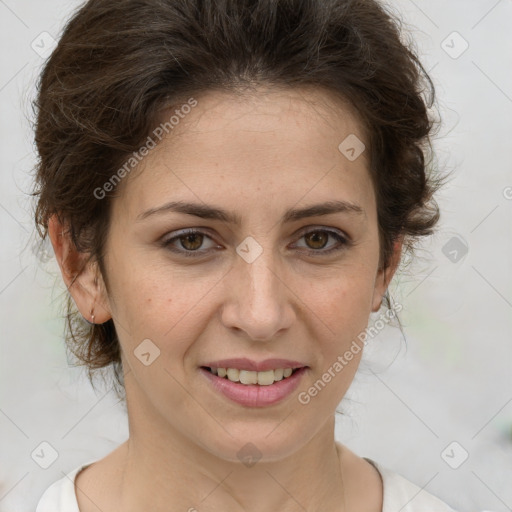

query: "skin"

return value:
[49, 86, 402, 512]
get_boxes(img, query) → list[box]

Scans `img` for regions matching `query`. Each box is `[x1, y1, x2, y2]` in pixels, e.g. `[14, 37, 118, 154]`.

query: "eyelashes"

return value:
[161, 227, 351, 259]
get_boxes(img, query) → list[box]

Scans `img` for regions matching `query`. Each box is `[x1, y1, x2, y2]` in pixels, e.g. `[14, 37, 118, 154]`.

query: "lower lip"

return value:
[199, 367, 308, 407]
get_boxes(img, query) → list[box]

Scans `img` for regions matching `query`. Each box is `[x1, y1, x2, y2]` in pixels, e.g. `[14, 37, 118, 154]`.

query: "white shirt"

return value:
[35, 457, 458, 511]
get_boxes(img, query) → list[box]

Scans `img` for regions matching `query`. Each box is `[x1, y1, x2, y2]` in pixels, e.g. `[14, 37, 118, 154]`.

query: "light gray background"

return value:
[0, 1, 511, 511]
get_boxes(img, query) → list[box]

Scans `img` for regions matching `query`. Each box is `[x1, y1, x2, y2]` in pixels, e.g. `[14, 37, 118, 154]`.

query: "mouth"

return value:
[199, 365, 308, 407]
[200, 366, 305, 386]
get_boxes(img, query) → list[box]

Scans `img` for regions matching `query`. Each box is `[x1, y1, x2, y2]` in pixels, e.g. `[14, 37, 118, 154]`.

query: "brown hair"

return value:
[31, 0, 442, 399]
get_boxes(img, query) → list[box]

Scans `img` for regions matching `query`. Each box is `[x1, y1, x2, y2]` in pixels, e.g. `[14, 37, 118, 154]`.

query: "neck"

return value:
[117, 407, 346, 512]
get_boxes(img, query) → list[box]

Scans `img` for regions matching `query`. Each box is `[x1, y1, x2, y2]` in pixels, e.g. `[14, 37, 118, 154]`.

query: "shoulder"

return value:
[364, 458, 459, 512]
[35, 460, 96, 512]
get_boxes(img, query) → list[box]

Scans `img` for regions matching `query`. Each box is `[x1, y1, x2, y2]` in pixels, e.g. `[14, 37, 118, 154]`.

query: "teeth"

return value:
[208, 367, 298, 385]
[226, 368, 239, 381]
[239, 370, 258, 385]
[257, 370, 275, 385]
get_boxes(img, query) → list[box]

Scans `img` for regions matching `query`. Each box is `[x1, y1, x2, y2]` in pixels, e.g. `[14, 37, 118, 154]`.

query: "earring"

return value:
[82, 306, 95, 325]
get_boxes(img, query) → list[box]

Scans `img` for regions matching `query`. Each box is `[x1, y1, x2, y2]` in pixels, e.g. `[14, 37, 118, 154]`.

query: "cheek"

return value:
[304, 272, 374, 397]
[108, 256, 217, 354]
[306, 264, 376, 339]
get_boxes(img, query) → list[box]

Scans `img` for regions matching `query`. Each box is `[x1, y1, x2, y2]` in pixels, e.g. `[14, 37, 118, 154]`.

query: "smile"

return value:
[199, 366, 308, 407]
[203, 366, 301, 386]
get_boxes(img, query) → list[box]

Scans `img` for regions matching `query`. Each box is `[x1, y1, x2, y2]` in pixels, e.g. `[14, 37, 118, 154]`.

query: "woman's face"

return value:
[76, 87, 399, 462]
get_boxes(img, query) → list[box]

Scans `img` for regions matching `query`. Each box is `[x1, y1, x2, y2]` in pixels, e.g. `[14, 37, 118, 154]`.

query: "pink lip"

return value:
[199, 366, 308, 407]
[201, 358, 307, 372]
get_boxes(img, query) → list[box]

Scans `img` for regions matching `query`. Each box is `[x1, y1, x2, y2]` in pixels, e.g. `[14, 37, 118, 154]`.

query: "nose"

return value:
[220, 247, 295, 342]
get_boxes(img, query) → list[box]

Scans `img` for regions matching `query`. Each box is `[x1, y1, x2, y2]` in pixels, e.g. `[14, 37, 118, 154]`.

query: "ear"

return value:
[371, 237, 403, 312]
[47, 214, 112, 324]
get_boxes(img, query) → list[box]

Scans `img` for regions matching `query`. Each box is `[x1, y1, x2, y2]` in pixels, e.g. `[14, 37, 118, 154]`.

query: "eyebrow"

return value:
[136, 199, 364, 224]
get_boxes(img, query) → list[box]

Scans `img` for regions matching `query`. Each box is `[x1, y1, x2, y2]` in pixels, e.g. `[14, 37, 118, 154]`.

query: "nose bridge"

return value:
[223, 234, 293, 340]
[245, 248, 279, 297]
[238, 234, 282, 306]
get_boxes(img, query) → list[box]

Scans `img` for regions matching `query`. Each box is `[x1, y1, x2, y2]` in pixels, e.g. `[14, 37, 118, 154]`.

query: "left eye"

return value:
[161, 228, 349, 258]
[294, 229, 349, 254]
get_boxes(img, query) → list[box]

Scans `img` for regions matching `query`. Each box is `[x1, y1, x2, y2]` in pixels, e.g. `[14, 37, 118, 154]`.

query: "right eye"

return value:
[161, 229, 221, 258]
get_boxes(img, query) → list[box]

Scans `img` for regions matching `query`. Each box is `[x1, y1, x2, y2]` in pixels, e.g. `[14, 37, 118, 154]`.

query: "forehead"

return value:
[114, 87, 374, 220]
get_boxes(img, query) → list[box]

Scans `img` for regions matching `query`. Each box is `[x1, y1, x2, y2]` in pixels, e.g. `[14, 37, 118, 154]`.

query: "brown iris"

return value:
[304, 231, 329, 250]
[180, 233, 204, 251]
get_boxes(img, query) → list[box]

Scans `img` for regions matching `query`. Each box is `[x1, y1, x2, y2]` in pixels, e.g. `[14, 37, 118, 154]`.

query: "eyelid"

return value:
[295, 224, 350, 240]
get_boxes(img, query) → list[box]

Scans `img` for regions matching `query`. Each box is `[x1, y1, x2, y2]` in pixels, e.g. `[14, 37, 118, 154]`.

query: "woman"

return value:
[33, 0, 457, 510]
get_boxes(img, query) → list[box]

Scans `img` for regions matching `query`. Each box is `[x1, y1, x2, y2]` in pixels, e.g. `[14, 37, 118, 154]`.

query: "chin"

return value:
[197, 427, 311, 465]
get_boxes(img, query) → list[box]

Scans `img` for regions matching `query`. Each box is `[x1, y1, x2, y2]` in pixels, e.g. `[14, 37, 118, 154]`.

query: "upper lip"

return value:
[201, 358, 308, 372]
